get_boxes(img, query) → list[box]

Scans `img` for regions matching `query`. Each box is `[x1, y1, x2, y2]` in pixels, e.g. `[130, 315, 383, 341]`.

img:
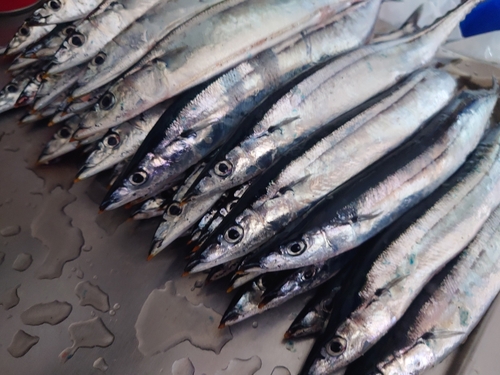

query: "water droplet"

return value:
[285, 341, 296, 353]
[75, 281, 109, 312]
[71, 267, 77, 272]
[82, 245, 92, 252]
[7, 330, 39, 358]
[215, 356, 262, 375]
[93, 357, 108, 372]
[271, 366, 291, 375]
[135, 281, 232, 356]
[194, 280, 204, 289]
[172, 358, 195, 375]
[109, 310, 115, 316]
[0, 251, 5, 265]
[90, 310, 96, 317]
[12, 253, 32, 271]
[252, 322, 258, 329]
[113, 303, 120, 310]
[93, 275, 98, 280]
[59, 317, 114, 363]
[1, 225, 21, 237]
[21, 301, 72, 325]
[0, 285, 20, 310]
[31, 187, 84, 279]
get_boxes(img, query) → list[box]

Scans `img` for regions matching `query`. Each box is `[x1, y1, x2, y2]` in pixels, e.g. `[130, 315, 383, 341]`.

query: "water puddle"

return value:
[12, 252, 32, 271]
[93, 357, 109, 372]
[30, 187, 84, 279]
[1, 225, 21, 237]
[172, 358, 195, 375]
[271, 366, 292, 375]
[135, 281, 232, 356]
[215, 356, 262, 375]
[59, 317, 114, 362]
[0, 285, 20, 310]
[21, 301, 72, 325]
[7, 330, 39, 358]
[75, 281, 109, 312]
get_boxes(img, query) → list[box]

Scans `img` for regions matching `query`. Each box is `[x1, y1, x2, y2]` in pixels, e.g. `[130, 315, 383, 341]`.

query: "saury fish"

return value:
[4, 23, 56, 56]
[187, 69, 458, 272]
[97, 0, 381, 209]
[188, 0, 480, 200]
[32, 0, 105, 24]
[76, 103, 170, 180]
[75, 0, 365, 138]
[72, 0, 238, 98]
[302, 122, 500, 375]
[48, 0, 164, 74]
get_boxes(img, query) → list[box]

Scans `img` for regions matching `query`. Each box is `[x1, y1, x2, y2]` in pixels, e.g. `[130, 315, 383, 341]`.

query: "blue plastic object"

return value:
[460, 0, 500, 37]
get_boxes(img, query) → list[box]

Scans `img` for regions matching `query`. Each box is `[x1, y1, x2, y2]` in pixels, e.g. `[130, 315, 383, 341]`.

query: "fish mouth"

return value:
[99, 187, 132, 211]
[258, 289, 283, 308]
[219, 310, 243, 328]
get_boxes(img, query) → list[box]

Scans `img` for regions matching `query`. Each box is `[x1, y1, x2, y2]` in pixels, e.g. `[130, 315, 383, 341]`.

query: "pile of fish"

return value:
[2, 0, 500, 373]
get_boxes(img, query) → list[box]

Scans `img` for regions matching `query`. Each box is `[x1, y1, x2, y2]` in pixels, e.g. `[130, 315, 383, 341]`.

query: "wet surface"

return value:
[74, 281, 109, 312]
[20, 301, 72, 326]
[7, 330, 39, 358]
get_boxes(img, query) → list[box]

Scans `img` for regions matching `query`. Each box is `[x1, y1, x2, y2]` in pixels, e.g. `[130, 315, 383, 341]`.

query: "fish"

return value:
[31, 0, 105, 24]
[301, 123, 500, 375]
[76, 103, 170, 180]
[366, 204, 500, 375]
[33, 65, 87, 111]
[96, 0, 381, 210]
[72, 0, 239, 98]
[8, 56, 39, 71]
[0, 75, 33, 114]
[22, 23, 76, 59]
[149, 162, 222, 257]
[189, 0, 481, 201]
[75, 0, 365, 139]
[4, 23, 56, 56]
[284, 273, 346, 340]
[48, 0, 164, 74]
[220, 254, 352, 327]
[38, 117, 105, 164]
[14, 76, 43, 109]
[187, 68, 459, 273]
[131, 192, 172, 220]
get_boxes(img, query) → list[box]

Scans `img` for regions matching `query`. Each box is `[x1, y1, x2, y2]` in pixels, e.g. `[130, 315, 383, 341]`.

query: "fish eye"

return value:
[286, 240, 306, 256]
[104, 133, 120, 147]
[69, 34, 85, 48]
[63, 26, 75, 36]
[58, 127, 72, 138]
[92, 52, 107, 66]
[321, 297, 334, 312]
[224, 225, 243, 244]
[226, 200, 237, 212]
[19, 26, 30, 37]
[49, 0, 61, 10]
[326, 337, 347, 356]
[302, 267, 315, 280]
[129, 170, 148, 186]
[5, 84, 18, 93]
[214, 160, 233, 177]
[168, 203, 182, 216]
[99, 93, 115, 110]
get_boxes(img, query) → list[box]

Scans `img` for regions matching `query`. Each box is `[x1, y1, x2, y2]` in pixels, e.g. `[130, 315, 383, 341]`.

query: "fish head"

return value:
[186, 208, 268, 273]
[0, 78, 29, 114]
[193, 147, 254, 196]
[31, 0, 80, 24]
[219, 278, 265, 327]
[38, 121, 79, 164]
[15, 77, 42, 108]
[25, 24, 74, 59]
[5, 23, 34, 55]
[76, 50, 109, 89]
[51, 29, 88, 68]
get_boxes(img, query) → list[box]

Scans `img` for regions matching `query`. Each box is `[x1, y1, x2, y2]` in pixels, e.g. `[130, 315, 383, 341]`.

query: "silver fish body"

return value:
[370, 203, 500, 375]
[73, 0, 234, 98]
[32, 0, 104, 24]
[5, 23, 56, 56]
[96, 0, 380, 209]
[132, 194, 171, 220]
[189, 68, 459, 273]
[75, 0, 363, 139]
[76, 103, 169, 180]
[48, 0, 163, 74]
[190, 1, 479, 200]
[22, 23, 76, 59]
[304, 121, 500, 375]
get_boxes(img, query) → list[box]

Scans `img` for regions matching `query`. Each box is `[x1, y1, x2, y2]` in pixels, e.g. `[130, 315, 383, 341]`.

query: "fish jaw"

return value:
[31, 0, 99, 24]
[187, 208, 270, 273]
[5, 24, 56, 56]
